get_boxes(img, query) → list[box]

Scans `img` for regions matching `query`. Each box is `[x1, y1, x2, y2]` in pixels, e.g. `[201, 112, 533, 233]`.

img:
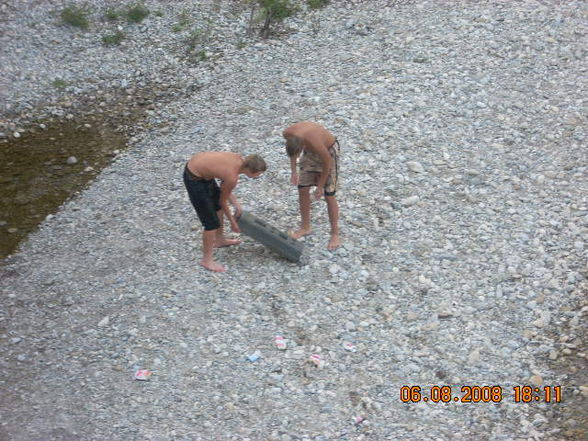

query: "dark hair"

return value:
[286, 136, 303, 157]
[242, 154, 267, 173]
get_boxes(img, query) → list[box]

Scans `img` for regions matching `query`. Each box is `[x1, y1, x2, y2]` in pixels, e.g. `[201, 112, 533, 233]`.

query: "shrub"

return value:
[60, 5, 90, 29]
[102, 31, 125, 46]
[185, 28, 211, 63]
[179, 11, 191, 26]
[307, 0, 329, 9]
[186, 29, 205, 52]
[172, 11, 191, 32]
[126, 3, 150, 23]
[52, 79, 68, 90]
[104, 8, 119, 21]
[196, 50, 208, 61]
[257, 0, 297, 38]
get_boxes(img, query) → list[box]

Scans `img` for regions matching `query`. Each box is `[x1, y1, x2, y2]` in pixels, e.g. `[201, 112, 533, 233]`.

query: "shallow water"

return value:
[0, 121, 128, 259]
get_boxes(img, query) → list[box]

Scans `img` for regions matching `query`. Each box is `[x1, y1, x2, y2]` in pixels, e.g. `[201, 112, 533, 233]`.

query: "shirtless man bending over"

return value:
[283, 121, 341, 251]
[183, 152, 267, 272]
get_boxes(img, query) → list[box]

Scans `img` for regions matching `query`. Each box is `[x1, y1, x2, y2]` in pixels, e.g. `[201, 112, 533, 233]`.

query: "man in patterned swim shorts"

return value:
[283, 121, 340, 251]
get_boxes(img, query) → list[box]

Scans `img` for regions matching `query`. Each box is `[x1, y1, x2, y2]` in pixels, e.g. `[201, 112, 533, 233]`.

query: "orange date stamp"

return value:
[400, 385, 562, 403]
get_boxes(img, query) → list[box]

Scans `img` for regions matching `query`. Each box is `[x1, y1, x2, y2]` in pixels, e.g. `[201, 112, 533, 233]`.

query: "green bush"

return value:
[52, 79, 68, 90]
[102, 31, 125, 46]
[126, 3, 150, 23]
[185, 27, 210, 63]
[60, 5, 90, 29]
[257, 0, 297, 38]
[307, 0, 329, 9]
[104, 8, 120, 21]
[172, 11, 191, 32]
[196, 50, 208, 61]
[259, 0, 296, 21]
[186, 29, 205, 52]
[179, 11, 191, 26]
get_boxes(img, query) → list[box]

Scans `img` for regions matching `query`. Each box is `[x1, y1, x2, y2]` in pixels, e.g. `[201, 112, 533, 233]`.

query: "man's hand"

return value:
[230, 220, 241, 233]
[233, 203, 243, 219]
[314, 185, 324, 201]
[290, 173, 299, 186]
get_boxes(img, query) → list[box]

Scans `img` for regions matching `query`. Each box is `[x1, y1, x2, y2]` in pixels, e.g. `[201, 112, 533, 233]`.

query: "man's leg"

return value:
[290, 186, 312, 239]
[201, 229, 226, 272]
[214, 209, 241, 248]
[325, 195, 340, 250]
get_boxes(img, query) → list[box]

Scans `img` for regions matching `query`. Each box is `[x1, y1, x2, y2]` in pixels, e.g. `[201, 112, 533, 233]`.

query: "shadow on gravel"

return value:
[547, 282, 588, 440]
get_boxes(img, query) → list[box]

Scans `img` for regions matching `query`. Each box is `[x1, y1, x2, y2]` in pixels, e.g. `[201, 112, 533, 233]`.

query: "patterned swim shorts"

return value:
[297, 140, 340, 196]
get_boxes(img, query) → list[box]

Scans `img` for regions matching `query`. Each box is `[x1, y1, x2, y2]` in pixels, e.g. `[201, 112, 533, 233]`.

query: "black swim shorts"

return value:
[183, 165, 221, 231]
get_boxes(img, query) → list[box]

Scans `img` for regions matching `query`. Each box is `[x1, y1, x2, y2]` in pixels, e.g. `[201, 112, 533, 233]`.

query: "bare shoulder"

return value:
[283, 121, 304, 137]
[190, 151, 241, 180]
[285, 121, 331, 139]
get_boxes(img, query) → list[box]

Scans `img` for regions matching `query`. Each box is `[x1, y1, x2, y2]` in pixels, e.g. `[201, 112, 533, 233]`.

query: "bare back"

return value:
[283, 122, 335, 154]
[187, 152, 242, 183]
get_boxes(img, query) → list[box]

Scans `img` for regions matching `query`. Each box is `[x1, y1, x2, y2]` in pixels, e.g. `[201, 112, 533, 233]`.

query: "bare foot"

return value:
[327, 234, 340, 251]
[289, 228, 312, 239]
[214, 238, 241, 248]
[200, 259, 226, 272]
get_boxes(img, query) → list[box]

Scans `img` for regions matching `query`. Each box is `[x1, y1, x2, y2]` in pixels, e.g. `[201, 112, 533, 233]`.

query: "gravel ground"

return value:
[1, 0, 587, 440]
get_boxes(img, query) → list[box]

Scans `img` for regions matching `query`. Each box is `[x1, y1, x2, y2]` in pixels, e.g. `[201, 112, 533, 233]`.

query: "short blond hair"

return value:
[242, 154, 267, 173]
[286, 136, 303, 157]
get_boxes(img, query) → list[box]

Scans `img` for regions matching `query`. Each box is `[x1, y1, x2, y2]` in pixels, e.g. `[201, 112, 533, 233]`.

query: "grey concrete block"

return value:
[237, 211, 303, 262]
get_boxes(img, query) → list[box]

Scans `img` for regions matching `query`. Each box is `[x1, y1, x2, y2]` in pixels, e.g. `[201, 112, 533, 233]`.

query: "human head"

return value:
[285, 136, 303, 158]
[242, 154, 267, 178]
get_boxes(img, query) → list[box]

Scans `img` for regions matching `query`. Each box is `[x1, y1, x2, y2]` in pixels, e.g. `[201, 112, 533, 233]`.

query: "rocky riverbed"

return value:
[1, 0, 587, 440]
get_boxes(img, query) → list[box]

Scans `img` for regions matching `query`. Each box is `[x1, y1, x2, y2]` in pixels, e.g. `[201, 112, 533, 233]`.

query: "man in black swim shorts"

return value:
[184, 151, 267, 272]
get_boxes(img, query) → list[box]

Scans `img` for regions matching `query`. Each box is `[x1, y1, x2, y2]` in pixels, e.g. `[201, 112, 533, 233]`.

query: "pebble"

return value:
[468, 348, 481, 363]
[529, 375, 544, 386]
[407, 161, 425, 173]
[400, 196, 420, 207]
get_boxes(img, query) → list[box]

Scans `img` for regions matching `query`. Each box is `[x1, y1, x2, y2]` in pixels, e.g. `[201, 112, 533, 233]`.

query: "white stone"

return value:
[401, 196, 420, 207]
[407, 161, 425, 173]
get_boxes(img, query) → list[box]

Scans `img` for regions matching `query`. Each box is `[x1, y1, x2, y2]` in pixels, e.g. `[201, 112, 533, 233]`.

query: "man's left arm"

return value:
[219, 179, 240, 232]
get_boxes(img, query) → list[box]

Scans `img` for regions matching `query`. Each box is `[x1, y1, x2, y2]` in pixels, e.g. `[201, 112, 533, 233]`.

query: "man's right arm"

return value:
[290, 155, 298, 186]
[284, 126, 299, 185]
